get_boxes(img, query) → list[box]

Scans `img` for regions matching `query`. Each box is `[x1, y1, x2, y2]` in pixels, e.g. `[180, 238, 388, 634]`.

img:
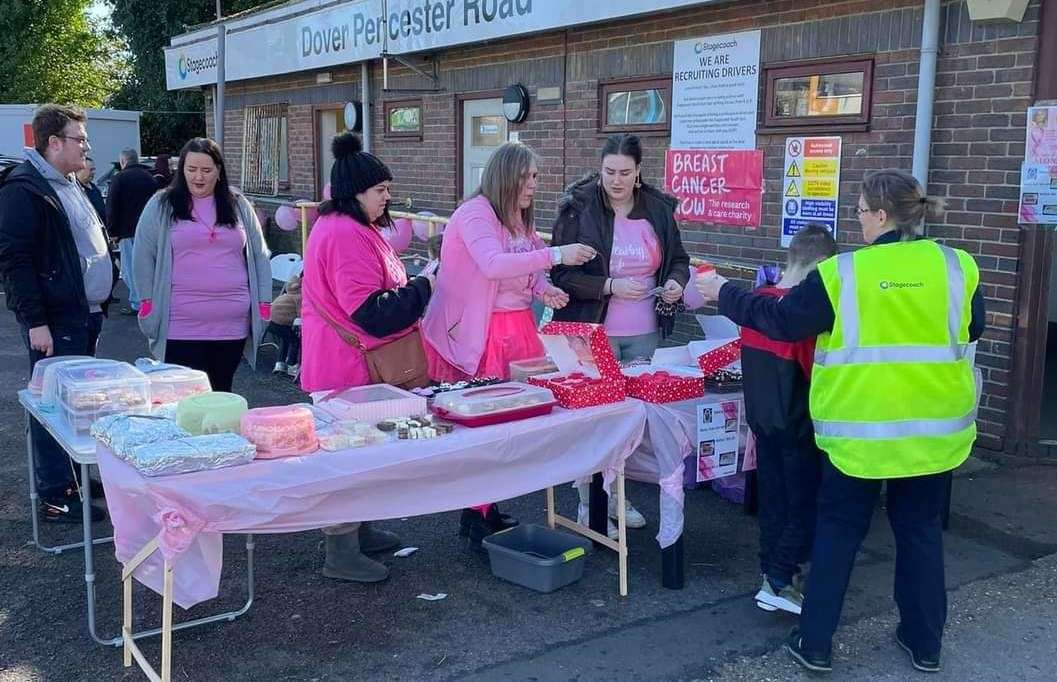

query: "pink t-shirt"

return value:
[168, 196, 251, 340]
[493, 230, 537, 311]
[605, 216, 661, 337]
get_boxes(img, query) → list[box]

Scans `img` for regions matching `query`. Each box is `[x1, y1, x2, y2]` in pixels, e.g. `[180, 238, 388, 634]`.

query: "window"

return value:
[384, 99, 423, 139]
[762, 57, 874, 132]
[242, 104, 289, 195]
[599, 77, 671, 134]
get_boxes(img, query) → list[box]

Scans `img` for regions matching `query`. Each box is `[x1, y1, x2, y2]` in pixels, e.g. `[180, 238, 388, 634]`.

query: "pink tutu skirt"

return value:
[426, 309, 543, 382]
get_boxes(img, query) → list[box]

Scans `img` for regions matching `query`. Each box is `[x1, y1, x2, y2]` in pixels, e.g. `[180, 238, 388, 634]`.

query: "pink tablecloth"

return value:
[97, 400, 648, 608]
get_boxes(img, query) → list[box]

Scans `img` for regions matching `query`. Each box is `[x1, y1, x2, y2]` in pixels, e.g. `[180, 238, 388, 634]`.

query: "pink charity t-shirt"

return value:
[493, 230, 537, 311]
[604, 216, 661, 337]
[168, 195, 251, 340]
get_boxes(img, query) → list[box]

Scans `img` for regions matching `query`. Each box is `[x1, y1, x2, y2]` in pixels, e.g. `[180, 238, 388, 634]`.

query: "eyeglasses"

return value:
[855, 206, 878, 215]
[57, 135, 90, 147]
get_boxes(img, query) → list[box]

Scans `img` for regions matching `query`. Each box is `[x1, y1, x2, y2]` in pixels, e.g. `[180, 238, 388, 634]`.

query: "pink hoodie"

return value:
[421, 195, 554, 375]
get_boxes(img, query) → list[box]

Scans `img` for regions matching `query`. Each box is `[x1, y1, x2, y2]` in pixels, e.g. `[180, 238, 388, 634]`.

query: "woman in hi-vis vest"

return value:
[695, 170, 985, 675]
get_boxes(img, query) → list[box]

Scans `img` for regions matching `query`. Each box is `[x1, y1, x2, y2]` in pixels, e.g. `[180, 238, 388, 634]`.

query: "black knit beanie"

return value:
[329, 132, 393, 199]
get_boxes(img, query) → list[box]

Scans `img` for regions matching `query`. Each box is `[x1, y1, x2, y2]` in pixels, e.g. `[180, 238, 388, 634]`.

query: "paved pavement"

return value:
[0, 286, 1055, 681]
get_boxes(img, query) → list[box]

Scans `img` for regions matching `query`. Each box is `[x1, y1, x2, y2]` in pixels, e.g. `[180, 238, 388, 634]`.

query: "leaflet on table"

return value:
[696, 400, 742, 482]
[649, 315, 741, 371]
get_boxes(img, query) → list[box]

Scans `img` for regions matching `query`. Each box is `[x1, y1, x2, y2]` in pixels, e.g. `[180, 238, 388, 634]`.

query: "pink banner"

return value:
[664, 149, 764, 227]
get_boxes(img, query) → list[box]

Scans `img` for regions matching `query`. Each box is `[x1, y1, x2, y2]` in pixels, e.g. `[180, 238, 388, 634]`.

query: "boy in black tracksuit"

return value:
[741, 224, 836, 615]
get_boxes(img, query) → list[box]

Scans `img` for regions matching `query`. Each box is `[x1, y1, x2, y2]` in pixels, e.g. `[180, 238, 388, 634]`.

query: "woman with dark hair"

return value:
[299, 132, 428, 583]
[133, 137, 272, 392]
[152, 154, 172, 189]
[550, 133, 691, 536]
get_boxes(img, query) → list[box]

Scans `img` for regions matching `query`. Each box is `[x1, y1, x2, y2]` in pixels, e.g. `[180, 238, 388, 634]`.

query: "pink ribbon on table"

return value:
[154, 507, 207, 559]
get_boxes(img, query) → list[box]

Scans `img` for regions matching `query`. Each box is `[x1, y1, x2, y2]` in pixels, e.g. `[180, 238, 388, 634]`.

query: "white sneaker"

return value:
[577, 503, 618, 540]
[272, 361, 288, 374]
[754, 576, 778, 611]
[285, 363, 300, 378]
[755, 578, 803, 615]
[608, 496, 646, 529]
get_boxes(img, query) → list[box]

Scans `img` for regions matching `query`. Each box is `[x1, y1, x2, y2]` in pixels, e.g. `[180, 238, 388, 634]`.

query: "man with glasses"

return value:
[0, 104, 113, 523]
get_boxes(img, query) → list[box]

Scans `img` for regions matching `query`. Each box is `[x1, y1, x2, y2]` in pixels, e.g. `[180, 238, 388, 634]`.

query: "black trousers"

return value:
[22, 312, 104, 498]
[266, 322, 301, 365]
[800, 455, 950, 657]
[754, 431, 821, 585]
[165, 338, 246, 392]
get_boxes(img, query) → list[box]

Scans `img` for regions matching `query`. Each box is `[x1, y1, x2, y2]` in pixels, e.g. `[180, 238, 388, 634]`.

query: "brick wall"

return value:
[210, 0, 1042, 451]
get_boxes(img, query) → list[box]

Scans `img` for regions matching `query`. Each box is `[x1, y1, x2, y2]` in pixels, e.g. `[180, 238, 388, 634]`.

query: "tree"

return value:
[0, 0, 125, 107]
[107, 1, 268, 155]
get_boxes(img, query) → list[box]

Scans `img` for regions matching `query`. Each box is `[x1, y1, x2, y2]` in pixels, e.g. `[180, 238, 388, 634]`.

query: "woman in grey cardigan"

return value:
[133, 138, 271, 391]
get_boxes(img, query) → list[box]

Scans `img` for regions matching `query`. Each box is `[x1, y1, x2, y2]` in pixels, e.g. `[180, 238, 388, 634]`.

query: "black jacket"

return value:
[82, 180, 105, 223]
[550, 174, 691, 338]
[0, 161, 91, 329]
[106, 164, 158, 240]
[718, 231, 987, 345]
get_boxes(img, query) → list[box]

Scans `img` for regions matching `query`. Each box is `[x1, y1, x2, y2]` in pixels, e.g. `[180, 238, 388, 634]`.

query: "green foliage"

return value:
[107, 0, 269, 155]
[0, 0, 126, 107]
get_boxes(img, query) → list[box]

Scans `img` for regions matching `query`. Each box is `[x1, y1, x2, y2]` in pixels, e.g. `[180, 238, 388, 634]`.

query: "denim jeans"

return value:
[607, 332, 659, 363]
[22, 312, 104, 498]
[119, 238, 138, 310]
[800, 456, 950, 657]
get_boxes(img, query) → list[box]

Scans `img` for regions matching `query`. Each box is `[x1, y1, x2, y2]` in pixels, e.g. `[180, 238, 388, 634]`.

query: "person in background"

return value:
[421, 141, 593, 549]
[740, 224, 834, 616]
[75, 156, 106, 222]
[695, 170, 986, 675]
[107, 148, 158, 315]
[301, 132, 429, 583]
[153, 153, 173, 189]
[551, 133, 691, 537]
[133, 138, 272, 393]
[268, 271, 302, 377]
[0, 104, 113, 523]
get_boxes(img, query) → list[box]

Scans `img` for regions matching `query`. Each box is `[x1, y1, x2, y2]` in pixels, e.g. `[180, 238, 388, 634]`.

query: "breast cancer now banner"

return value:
[664, 149, 763, 227]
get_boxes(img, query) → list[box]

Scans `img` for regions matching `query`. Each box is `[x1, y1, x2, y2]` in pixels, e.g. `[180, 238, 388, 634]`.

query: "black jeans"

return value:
[266, 323, 301, 365]
[22, 312, 104, 499]
[800, 456, 950, 657]
[165, 339, 246, 392]
[755, 431, 821, 586]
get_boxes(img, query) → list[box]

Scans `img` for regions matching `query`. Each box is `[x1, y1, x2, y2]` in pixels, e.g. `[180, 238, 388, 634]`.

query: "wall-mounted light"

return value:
[965, 0, 1029, 22]
[503, 83, 530, 124]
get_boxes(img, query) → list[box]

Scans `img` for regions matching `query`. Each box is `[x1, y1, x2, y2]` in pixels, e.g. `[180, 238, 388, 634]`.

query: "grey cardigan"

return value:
[132, 191, 272, 368]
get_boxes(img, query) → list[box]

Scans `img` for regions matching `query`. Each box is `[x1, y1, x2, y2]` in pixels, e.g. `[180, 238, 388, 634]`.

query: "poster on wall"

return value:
[781, 136, 842, 247]
[696, 400, 741, 482]
[671, 30, 761, 149]
[664, 149, 764, 227]
[1019, 105, 1057, 225]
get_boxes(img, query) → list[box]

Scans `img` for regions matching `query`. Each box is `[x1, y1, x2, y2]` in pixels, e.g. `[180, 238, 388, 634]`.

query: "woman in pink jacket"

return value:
[301, 133, 434, 584]
[421, 141, 596, 547]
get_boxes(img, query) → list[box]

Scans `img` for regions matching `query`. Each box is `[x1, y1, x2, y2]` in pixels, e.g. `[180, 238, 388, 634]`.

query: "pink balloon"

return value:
[274, 204, 300, 232]
[322, 182, 332, 200]
[412, 211, 441, 240]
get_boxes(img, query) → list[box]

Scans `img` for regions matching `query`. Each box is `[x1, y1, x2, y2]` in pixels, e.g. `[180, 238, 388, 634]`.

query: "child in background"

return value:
[741, 224, 836, 615]
[269, 272, 302, 377]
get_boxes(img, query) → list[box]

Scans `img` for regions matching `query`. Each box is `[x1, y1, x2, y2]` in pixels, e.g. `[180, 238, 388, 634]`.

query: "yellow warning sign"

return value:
[785, 180, 800, 197]
[805, 179, 836, 198]
[804, 159, 838, 176]
[786, 161, 801, 178]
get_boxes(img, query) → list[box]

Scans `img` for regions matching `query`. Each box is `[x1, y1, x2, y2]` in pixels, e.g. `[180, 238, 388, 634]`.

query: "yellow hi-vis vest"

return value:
[811, 239, 980, 479]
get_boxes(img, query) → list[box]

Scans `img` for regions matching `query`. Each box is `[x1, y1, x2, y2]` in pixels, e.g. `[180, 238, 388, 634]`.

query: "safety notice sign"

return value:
[781, 136, 841, 247]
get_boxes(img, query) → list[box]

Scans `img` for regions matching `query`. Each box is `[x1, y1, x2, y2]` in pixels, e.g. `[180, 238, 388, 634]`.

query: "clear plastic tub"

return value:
[148, 366, 212, 406]
[314, 383, 426, 422]
[50, 360, 150, 435]
[509, 356, 559, 382]
[28, 355, 93, 396]
[240, 405, 318, 458]
[176, 392, 249, 436]
[431, 382, 556, 427]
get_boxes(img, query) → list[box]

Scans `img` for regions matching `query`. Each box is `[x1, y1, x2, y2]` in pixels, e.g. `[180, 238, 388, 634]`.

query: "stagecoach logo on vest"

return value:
[879, 280, 925, 290]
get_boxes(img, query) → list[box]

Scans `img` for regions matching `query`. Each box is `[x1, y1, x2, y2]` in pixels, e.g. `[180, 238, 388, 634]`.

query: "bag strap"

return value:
[305, 292, 368, 352]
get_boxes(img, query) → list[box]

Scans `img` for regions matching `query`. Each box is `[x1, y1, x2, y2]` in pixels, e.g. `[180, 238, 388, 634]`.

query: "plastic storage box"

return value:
[240, 405, 319, 458]
[482, 524, 593, 593]
[28, 355, 93, 396]
[432, 382, 556, 427]
[314, 383, 426, 422]
[509, 356, 559, 382]
[148, 366, 212, 407]
[176, 392, 249, 436]
[50, 360, 151, 435]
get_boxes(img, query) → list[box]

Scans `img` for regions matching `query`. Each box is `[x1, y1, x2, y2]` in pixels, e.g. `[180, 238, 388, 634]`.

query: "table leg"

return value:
[661, 536, 685, 590]
[616, 471, 627, 597]
[81, 461, 103, 645]
[161, 560, 174, 682]
[545, 487, 556, 529]
[589, 473, 608, 545]
[26, 408, 44, 551]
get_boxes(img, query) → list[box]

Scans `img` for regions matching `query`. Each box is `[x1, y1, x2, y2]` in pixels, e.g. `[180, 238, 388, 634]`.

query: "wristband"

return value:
[550, 246, 562, 266]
